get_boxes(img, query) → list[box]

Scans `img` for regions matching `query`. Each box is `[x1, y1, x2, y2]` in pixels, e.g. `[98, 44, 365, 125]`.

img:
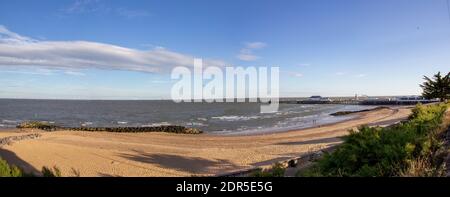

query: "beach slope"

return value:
[0, 107, 411, 177]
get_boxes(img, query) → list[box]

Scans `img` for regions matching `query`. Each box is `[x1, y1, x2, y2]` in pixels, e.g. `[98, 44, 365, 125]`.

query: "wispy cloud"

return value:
[0, 26, 36, 44]
[291, 73, 303, 78]
[335, 71, 346, 76]
[116, 8, 150, 18]
[0, 68, 54, 76]
[0, 25, 225, 74]
[64, 0, 109, 14]
[245, 42, 266, 49]
[64, 70, 86, 76]
[237, 53, 259, 61]
[236, 42, 266, 61]
[61, 0, 149, 18]
[284, 71, 303, 78]
[355, 73, 367, 78]
[297, 63, 311, 67]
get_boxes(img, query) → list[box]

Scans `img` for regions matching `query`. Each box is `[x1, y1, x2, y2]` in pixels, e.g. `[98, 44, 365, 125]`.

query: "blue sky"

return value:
[0, 0, 449, 99]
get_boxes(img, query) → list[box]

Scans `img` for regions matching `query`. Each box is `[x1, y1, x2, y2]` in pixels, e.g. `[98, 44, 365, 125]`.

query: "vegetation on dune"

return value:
[0, 157, 62, 177]
[420, 71, 450, 102]
[251, 162, 286, 177]
[299, 103, 449, 177]
[41, 166, 62, 177]
[0, 157, 23, 177]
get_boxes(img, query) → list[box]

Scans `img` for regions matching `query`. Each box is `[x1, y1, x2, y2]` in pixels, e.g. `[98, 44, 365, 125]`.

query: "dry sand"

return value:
[0, 107, 412, 177]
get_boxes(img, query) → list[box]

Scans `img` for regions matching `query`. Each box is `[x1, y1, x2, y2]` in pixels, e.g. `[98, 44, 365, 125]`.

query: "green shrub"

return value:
[302, 103, 449, 177]
[0, 157, 23, 177]
[42, 166, 61, 177]
[251, 162, 285, 177]
[1, 157, 64, 177]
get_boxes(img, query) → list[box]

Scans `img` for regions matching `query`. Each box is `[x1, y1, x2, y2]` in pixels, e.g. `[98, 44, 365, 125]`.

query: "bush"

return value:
[42, 166, 61, 177]
[302, 103, 449, 177]
[1, 157, 64, 177]
[0, 157, 23, 177]
[251, 162, 285, 177]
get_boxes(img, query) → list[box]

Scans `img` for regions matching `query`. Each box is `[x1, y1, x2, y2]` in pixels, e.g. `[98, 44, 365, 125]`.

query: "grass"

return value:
[0, 157, 62, 177]
[0, 157, 23, 177]
[299, 103, 449, 177]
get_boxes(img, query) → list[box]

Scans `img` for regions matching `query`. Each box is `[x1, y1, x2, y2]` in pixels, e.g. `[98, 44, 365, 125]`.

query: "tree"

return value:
[420, 72, 450, 102]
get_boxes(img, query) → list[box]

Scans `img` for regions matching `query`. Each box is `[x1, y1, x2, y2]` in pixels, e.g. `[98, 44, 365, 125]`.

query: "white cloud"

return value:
[237, 53, 259, 61]
[61, 0, 149, 18]
[292, 73, 303, 77]
[116, 8, 149, 18]
[355, 73, 366, 78]
[0, 68, 54, 76]
[64, 0, 108, 14]
[64, 71, 86, 76]
[284, 71, 303, 78]
[237, 41, 266, 61]
[297, 63, 311, 67]
[0, 26, 36, 44]
[245, 42, 267, 49]
[0, 25, 226, 73]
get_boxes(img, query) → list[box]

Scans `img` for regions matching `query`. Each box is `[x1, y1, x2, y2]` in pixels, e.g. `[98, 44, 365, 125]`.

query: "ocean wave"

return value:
[211, 115, 260, 121]
[117, 121, 128, 125]
[2, 119, 18, 124]
[81, 122, 93, 127]
[185, 122, 207, 127]
[142, 122, 172, 127]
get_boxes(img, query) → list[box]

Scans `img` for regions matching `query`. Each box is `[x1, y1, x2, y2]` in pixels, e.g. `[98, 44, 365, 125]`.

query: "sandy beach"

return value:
[0, 107, 412, 177]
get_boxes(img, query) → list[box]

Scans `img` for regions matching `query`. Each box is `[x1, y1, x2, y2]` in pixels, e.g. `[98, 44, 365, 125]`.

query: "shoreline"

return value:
[0, 105, 391, 137]
[0, 106, 412, 177]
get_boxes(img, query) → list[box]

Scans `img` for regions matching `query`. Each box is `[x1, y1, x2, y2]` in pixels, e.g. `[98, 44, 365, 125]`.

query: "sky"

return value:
[0, 0, 449, 99]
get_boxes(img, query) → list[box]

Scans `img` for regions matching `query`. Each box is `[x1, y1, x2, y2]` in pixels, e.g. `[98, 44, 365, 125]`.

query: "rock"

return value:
[288, 159, 298, 167]
[16, 121, 203, 134]
[0, 133, 42, 147]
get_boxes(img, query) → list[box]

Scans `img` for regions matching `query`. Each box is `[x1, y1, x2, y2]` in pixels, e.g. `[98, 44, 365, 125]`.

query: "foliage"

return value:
[250, 162, 285, 177]
[420, 72, 450, 102]
[0, 157, 23, 177]
[1, 157, 63, 177]
[42, 166, 62, 177]
[301, 103, 449, 177]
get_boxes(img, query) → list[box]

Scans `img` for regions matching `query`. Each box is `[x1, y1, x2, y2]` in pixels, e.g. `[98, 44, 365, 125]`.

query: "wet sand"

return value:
[0, 107, 412, 177]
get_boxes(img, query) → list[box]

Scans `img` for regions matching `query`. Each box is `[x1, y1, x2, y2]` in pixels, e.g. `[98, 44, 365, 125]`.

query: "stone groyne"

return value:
[0, 133, 42, 147]
[16, 121, 202, 134]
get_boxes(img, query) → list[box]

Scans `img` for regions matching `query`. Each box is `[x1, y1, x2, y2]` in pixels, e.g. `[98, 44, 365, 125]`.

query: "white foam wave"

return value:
[211, 115, 260, 121]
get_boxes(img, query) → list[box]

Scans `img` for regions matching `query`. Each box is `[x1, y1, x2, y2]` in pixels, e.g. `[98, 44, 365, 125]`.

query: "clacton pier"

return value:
[280, 95, 439, 105]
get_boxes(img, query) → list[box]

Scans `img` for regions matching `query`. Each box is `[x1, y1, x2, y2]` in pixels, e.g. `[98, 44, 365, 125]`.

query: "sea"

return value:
[0, 99, 376, 135]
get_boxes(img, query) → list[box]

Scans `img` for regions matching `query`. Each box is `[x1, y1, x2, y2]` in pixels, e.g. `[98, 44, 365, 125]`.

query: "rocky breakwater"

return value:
[0, 133, 42, 147]
[16, 121, 203, 134]
[67, 125, 203, 134]
[330, 106, 389, 116]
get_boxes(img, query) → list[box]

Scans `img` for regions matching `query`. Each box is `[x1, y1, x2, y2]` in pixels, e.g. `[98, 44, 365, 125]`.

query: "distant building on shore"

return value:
[308, 95, 332, 102]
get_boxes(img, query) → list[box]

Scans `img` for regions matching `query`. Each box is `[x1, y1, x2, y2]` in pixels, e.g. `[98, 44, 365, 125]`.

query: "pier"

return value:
[279, 97, 439, 105]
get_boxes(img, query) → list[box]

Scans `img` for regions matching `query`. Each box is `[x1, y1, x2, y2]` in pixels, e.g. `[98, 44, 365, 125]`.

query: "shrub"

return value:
[302, 103, 449, 177]
[0, 157, 23, 177]
[1, 157, 64, 177]
[251, 162, 285, 177]
[42, 166, 62, 177]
